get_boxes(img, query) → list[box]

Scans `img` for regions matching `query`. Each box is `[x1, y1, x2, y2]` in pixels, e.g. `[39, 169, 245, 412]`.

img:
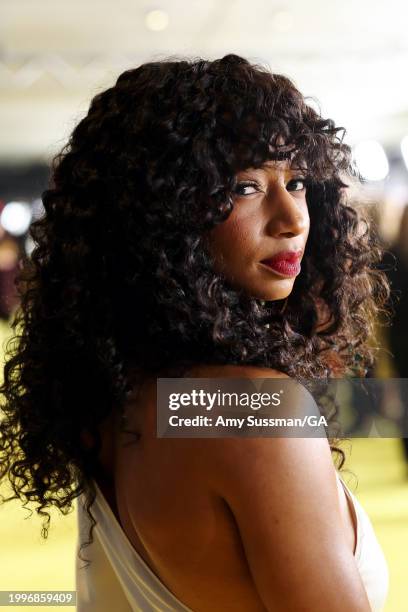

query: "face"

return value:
[205, 160, 310, 301]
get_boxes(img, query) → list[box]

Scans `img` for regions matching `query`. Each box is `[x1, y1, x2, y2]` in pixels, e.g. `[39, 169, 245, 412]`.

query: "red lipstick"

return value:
[260, 250, 302, 277]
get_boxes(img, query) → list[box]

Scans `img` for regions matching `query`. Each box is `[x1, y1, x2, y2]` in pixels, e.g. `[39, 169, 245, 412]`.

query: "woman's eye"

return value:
[233, 182, 261, 196]
[286, 178, 307, 192]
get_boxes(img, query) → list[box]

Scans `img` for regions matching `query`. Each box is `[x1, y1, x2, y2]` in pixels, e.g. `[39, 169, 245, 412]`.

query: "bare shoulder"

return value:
[193, 432, 369, 610]
[184, 363, 312, 413]
[120, 364, 371, 609]
[170, 363, 371, 609]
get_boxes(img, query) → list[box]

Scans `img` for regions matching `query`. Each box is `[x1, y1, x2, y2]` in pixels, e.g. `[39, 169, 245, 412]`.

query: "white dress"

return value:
[75, 472, 389, 612]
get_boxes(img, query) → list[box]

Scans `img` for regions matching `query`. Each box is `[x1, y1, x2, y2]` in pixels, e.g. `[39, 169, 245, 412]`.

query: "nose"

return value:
[264, 183, 308, 238]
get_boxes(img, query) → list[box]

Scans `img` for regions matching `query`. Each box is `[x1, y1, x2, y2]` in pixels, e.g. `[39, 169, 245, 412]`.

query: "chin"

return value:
[262, 291, 292, 302]
[249, 280, 295, 302]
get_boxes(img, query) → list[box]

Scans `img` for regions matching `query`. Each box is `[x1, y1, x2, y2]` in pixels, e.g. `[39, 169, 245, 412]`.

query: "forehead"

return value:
[238, 159, 301, 174]
[263, 159, 293, 170]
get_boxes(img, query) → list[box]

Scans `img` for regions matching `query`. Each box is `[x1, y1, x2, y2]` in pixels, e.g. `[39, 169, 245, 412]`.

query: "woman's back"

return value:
[89, 364, 378, 611]
[99, 365, 269, 610]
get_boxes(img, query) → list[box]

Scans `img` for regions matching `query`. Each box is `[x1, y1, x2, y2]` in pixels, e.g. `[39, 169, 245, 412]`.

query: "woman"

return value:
[0, 54, 390, 611]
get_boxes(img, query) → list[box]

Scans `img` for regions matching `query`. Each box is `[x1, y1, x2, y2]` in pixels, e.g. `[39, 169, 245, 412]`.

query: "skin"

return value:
[205, 160, 310, 301]
[91, 162, 371, 610]
[96, 366, 369, 612]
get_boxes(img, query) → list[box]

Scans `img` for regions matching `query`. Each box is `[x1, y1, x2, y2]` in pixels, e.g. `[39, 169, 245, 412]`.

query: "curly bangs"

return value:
[0, 54, 390, 556]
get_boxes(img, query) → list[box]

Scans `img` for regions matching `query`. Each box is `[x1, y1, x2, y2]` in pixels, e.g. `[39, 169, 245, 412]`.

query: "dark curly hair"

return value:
[0, 54, 390, 563]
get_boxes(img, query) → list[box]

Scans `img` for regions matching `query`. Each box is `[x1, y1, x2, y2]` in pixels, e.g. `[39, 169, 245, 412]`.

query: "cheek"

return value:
[208, 211, 259, 262]
[305, 208, 311, 237]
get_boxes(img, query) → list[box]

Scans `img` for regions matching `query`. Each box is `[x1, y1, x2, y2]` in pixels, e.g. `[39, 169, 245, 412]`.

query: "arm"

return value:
[196, 364, 372, 611]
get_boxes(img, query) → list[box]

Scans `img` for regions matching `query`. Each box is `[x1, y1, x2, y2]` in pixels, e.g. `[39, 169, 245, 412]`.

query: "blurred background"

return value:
[0, 1, 407, 610]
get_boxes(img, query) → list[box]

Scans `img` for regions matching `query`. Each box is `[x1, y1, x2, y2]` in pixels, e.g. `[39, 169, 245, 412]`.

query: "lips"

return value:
[260, 250, 303, 277]
[261, 250, 303, 265]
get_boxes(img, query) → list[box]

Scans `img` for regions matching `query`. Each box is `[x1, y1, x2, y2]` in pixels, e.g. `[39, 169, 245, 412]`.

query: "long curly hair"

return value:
[0, 54, 390, 562]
